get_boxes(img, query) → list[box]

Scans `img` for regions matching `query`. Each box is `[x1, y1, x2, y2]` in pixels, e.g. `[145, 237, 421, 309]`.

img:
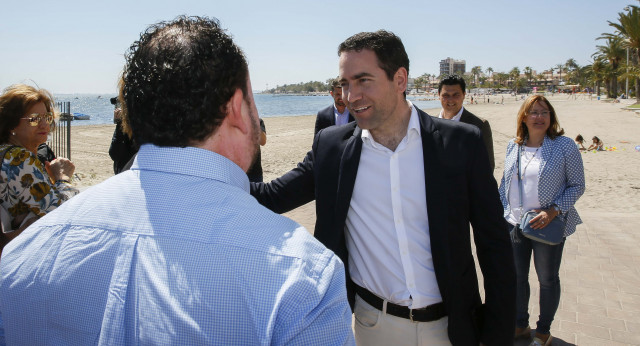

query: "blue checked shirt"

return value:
[0, 144, 354, 345]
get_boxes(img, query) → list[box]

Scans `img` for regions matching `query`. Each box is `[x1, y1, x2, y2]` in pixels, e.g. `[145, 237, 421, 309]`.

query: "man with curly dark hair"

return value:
[0, 16, 354, 345]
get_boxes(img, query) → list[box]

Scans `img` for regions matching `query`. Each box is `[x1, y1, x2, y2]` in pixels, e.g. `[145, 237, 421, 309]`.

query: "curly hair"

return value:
[120, 15, 249, 147]
[0, 84, 56, 144]
[515, 95, 564, 145]
[338, 30, 409, 81]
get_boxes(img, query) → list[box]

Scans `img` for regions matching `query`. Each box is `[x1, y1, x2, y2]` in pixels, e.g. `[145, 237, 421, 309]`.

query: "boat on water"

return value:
[72, 112, 91, 120]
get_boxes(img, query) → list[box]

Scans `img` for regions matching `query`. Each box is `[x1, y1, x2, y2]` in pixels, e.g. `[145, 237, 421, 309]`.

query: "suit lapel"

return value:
[418, 110, 443, 212]
[335, 127, 362, 226]
[459, 109, 470, 124]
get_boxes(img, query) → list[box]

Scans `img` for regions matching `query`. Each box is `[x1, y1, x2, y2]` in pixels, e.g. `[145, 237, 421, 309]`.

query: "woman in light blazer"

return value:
[498, 95, 585, 346]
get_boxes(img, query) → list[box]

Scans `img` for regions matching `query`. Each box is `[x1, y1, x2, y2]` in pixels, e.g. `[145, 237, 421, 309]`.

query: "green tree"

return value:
[608, 4, 640, 101]
[555, 63, 565, 84]
[485, 67, 494, 87]
[471, 66, 483, 87]
[494, 72, 509, 88]
[509, 67, 520, 92]
[523, 66, 533, 88]
[414, 75, 427, 92]
[595, 35, 625, 98]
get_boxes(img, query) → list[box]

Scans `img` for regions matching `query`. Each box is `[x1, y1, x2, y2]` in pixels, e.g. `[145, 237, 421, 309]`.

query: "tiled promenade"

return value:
[286, 205, 640, 345]
[512, 212, 640, 345]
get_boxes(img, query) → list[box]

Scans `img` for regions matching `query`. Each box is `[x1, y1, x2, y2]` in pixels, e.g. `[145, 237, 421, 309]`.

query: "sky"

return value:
[0, 0, 634, 94]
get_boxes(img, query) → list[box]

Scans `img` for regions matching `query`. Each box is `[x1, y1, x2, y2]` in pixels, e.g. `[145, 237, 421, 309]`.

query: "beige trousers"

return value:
[353, 294, 451, 346]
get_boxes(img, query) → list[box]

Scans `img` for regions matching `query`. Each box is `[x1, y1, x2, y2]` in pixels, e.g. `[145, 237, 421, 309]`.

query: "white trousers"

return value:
[353, 294, 451, 346]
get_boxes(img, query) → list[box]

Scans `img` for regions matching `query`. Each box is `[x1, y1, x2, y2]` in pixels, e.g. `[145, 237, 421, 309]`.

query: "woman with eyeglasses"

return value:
[498, 95, 585, 346]
[0, 84, 78, 250]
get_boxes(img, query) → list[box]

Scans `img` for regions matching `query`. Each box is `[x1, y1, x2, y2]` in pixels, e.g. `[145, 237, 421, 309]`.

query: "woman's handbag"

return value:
[520, 211, 564, 245]
[515, 143, 565, 245]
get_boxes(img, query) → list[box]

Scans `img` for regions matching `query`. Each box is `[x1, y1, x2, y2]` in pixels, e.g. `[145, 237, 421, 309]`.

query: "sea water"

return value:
[55, 93, 442, 126]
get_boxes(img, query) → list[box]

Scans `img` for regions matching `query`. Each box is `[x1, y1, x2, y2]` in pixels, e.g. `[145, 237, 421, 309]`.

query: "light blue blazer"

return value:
[499, 135, 586, 237]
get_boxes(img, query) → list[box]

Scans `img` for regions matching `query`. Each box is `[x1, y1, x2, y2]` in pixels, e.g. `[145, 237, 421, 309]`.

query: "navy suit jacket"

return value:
[251, 108, 515, 345]
[314, 105, 354, 135]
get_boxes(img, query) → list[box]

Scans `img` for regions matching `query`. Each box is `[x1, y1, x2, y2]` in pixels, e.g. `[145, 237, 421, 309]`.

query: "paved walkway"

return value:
[511, 212, 640, 345]
[285, 207, 640, 345]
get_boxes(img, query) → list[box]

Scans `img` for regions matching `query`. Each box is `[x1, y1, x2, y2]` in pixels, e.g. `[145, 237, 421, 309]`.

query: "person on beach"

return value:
[498, 95, 585, 346]
[0, 16, 354, 345]
[252, 30, 515, 345]
[437, 74, 495, 171]
[246, 118, 267, 182]
[108, 97, 138, 174]
[575, 134, 587, 150]
[587, 135, 604, 151]
[314, 78, 354, 135]
[0, 84, 78, 253]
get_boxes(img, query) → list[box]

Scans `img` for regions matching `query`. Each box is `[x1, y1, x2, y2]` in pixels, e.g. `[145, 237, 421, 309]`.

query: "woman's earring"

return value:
[11, 132, 15, 136]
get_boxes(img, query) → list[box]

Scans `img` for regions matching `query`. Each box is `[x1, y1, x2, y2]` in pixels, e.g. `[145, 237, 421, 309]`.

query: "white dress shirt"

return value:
[333, 106, 351, 126]
[346, 101, 442, 309]
[437, 106, 464, 122]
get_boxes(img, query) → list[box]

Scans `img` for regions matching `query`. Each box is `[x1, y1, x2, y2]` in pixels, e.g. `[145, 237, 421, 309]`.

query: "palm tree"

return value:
[608, 4, 640, 101]
[555, 63, 565, 84]
[565, 58, 578, 72]
[485, 67, 494, 86]
[564, 59, 580, 86]
[509, 67, 520, 92]
[588, 58, 606, 96]
[595, 35, 625, 98]
[523, 66, 533, 88]
[471, 66, 483, 87]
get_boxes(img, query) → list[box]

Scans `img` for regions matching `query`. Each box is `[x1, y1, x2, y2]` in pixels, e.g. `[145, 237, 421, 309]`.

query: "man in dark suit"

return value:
[252, 30, 515, 345]
[314, 78, 354, 135]
[437, 75, 495, 171]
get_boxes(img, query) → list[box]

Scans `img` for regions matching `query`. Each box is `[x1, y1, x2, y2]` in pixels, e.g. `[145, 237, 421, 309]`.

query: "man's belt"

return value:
[354, 284, 447, 322]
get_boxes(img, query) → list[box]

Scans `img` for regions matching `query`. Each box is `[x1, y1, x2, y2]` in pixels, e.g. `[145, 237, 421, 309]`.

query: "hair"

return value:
[575, 134, 584, 143]
[592, 136, 601, 143]
[120, 15, 249, 147]
[515, 95, 564, 145]
[338, 30, 409, 82]
[0, 84, 56, 144]
[330, 78, 341, 91]
[438, 74, 466, 94]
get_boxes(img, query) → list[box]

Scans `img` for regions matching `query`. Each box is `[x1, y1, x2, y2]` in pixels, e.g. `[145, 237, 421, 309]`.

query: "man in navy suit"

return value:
[252, 30, 515, 345]
[314, 79, 354, 135]
[437, 74, 495, 171]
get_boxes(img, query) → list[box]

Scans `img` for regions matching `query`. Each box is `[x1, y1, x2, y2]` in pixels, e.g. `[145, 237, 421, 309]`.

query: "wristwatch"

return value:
[551, 204, 561, 215]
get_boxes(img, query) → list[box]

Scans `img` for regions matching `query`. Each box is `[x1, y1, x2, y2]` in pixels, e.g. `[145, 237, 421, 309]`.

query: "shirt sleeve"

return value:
[554, 140, 586, 213]
[1, 147, 79, 222]
[271, 247, 355, 345]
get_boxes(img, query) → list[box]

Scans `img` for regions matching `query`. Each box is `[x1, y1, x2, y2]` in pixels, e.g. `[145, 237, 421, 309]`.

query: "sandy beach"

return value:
[71, 94, 640, 229]
[69, 95, 640, 344]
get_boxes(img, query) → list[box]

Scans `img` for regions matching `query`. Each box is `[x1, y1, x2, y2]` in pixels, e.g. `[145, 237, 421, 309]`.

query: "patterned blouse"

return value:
[0, 144, 79, 229]
[499, 135, 586, 237]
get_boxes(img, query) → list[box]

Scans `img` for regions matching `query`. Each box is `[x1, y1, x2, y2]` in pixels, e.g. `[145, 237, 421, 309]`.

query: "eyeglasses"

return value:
[21, 112, 54, 126]
[528, 111, 550, 118]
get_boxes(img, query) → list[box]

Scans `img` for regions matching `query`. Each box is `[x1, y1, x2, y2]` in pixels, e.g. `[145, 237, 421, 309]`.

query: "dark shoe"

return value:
[515, 326, 531, 339]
